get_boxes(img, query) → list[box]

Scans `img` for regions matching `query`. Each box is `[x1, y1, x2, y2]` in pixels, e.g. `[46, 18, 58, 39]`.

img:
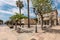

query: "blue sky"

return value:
[0, 0, 60, 22]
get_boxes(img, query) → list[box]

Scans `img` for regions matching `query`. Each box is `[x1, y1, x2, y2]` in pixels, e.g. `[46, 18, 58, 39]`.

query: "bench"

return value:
[17, 27, 33, 33]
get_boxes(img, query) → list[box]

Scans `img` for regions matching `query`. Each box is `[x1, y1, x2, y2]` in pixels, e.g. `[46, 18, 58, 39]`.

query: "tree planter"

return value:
[9, 25, 14, 29]
[16, 28, 21, 33]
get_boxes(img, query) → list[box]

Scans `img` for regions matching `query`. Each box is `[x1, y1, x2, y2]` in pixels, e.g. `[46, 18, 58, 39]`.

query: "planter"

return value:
[8, 25, 14, 29]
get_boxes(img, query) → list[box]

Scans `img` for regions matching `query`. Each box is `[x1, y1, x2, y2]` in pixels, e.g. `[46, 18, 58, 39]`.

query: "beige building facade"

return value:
[37, 10, 58, 26]
[58, 17, 60, 25]
[21, 18, 36, 25]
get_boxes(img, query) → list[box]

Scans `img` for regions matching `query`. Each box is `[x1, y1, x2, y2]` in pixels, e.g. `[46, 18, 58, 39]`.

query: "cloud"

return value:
[57, 0, 60, 3]
[0, 10, 13, 14]
[30, 13, 35, 18]
[0, 0, 33, 14]
[11, 8, 19, 13]
[29, 0, 33, 8]
[0, 13, 12, 21]
[0, 0, 28, 7]
[0, 15, 4, 18]
[0, 2, 3, 6]
[11, 7, 27, 15]
[0, 0, 17, 6]
[52, 0, 58, 7]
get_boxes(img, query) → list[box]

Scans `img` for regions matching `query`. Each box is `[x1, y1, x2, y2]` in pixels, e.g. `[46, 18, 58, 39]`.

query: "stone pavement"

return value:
[0, 25, 34, 40]
[0, 25, 60, 40]
[30, 26, 60, 40]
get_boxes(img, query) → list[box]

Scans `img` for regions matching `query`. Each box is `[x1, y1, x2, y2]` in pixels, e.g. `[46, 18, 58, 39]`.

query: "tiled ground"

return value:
[0, 25, 60, 40]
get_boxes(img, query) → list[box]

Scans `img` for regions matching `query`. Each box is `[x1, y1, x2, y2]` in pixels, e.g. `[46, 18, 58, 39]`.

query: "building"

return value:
[58, 17, 60, 25]
[21, 18, 36, 25]
[37, 10, 58, 26]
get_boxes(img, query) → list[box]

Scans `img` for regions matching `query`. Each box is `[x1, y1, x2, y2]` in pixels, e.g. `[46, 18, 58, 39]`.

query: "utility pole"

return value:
[27, 0, 30, 28]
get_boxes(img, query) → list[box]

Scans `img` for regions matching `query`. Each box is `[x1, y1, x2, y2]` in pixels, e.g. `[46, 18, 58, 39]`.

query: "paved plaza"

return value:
[0, 25, 60, 40]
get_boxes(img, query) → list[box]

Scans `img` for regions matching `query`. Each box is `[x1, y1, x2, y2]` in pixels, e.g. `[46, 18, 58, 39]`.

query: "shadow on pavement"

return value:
[44, 28, 60, 34]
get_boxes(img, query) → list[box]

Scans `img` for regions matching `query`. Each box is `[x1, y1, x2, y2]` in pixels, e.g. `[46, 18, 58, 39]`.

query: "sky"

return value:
[0, 0, 60, 22]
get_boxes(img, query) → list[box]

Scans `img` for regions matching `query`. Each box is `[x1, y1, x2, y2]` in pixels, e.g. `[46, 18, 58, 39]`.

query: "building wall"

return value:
[37, 10, 58, 26]
[58, 17, 60, 25]
[21, 18, 36, 25]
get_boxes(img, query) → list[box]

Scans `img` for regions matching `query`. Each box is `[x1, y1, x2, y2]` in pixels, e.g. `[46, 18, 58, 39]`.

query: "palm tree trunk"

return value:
[27, 0, 30, 28]
[18, 0, 21, 27]
[35, 15, 38, 33]
[40, 15, 43, 30]
[19, 8, 21, 27]
[19, 7, 21, 14]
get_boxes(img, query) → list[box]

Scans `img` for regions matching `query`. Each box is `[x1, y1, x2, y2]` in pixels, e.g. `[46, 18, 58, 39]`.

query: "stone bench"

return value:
[17, 27, 33, 33]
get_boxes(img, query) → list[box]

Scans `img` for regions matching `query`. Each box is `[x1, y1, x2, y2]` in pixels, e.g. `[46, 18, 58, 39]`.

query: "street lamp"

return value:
[33, 8, 38, 33]
[27, 0, 30, 28]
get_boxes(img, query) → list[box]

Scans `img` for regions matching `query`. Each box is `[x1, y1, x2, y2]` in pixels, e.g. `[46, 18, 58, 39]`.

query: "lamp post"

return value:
[33, 8, 38, 33]
[27, 0, 30, 28]
[16, 0, 22, 26]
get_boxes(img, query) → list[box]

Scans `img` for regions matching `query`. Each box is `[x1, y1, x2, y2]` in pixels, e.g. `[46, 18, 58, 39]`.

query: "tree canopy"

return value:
[32, 0, 52, 15]
[10, 13, 28, 21]
[16, 0, 24, 8]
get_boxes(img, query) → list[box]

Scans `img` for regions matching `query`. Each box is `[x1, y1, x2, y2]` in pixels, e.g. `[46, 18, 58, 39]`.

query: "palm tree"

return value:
[27, 0, 30, 28]
[16, 0, 24, 26]
[32, 0, 52, 30]
[10, 13, 28, 30]
[16, 0, 23, 14]
[10, 14, 17, 30]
